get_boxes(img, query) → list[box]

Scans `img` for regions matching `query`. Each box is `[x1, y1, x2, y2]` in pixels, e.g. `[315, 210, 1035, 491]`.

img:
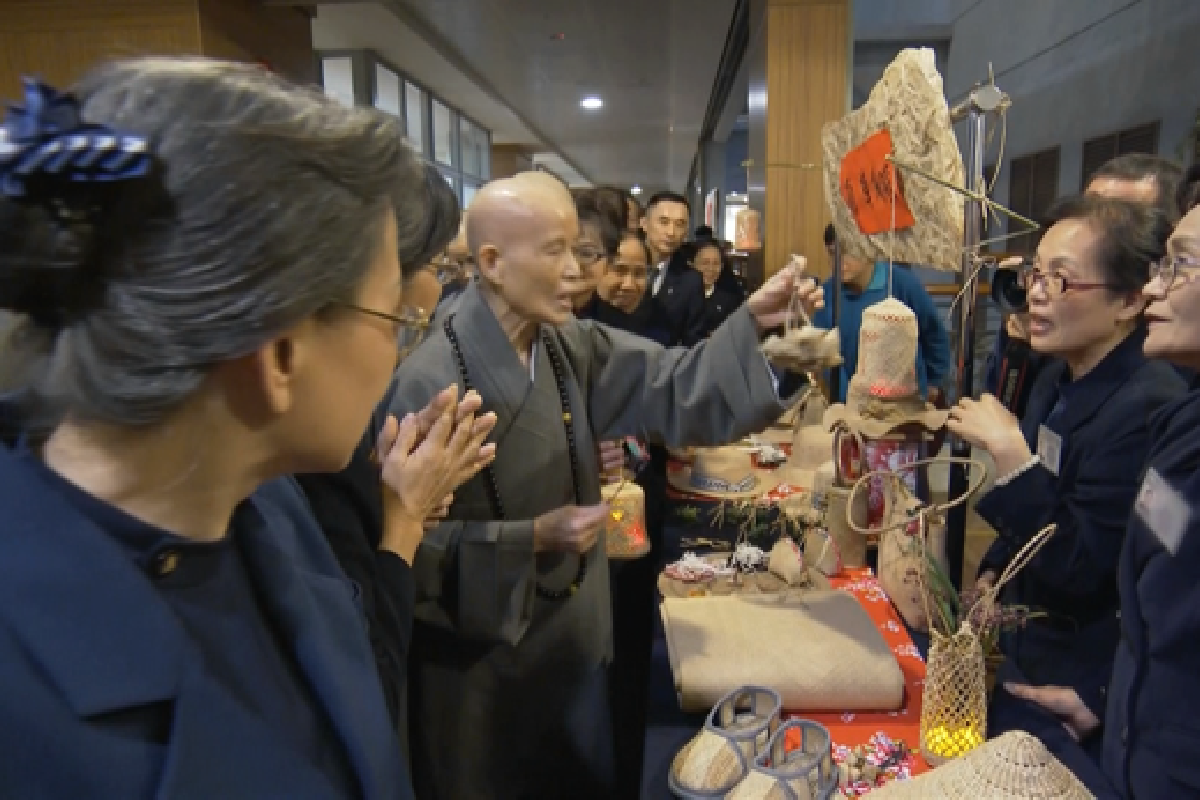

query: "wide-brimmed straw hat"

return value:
[667, 447, 780, 500]
[866, 731, 1095, 799]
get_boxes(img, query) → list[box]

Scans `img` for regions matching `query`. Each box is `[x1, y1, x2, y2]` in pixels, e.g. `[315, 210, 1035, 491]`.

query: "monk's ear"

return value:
[477, 243, 503, 283]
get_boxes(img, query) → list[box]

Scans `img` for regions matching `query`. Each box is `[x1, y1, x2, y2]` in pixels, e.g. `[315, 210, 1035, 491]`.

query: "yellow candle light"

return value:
[922, 723, 984, 760]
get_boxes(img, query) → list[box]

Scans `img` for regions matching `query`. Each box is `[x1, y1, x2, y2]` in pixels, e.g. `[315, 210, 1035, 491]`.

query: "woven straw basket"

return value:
[867, 731, 1095, 799]
[920, 625, 988, 767]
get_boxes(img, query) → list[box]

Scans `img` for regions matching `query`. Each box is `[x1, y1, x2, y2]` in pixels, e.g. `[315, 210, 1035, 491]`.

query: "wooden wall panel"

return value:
[198, 0, 316, 86]
[0, 0, 200, 97]
[490, 144, 535, 180]
[764, 0, 849, 279]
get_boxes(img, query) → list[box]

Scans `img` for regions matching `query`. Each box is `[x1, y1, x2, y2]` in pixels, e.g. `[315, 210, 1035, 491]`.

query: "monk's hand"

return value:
[598, 440, 625, 483]
[747, 255, 823, 332]
[1003, 683, 1100, 742]
[533, 504, 611, 555]
[946, 393, 1032, 477]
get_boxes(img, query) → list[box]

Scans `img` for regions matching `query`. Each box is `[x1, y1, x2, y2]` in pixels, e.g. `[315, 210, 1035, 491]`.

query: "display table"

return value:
[644, 478, 933, 798]
[785, 569, 931, 786]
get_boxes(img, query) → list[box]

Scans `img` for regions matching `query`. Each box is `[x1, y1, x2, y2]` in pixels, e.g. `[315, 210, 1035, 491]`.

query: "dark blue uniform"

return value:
[0, 435, 410, 799]
[1103, 379, 1200, 797]
[978, 331, 1184, 760]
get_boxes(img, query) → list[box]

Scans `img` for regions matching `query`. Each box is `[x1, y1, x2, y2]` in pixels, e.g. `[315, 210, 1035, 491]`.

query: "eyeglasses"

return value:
[337, 302, 431, 360]
[1150, 254, 1200, 290]
[1018, 265, 1116, 298]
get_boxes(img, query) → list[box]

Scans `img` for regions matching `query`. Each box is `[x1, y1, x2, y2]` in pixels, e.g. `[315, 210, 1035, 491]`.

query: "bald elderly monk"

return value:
[387, 172, 820, 799]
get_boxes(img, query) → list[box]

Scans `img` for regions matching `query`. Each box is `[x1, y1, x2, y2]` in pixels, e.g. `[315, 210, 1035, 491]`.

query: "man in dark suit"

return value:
[641, 191, 706, 346]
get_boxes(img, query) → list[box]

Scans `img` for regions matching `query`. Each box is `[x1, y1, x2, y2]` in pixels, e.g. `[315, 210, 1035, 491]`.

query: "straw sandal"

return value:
[727, 719, 840, 800]
[668, 686, 782, 798]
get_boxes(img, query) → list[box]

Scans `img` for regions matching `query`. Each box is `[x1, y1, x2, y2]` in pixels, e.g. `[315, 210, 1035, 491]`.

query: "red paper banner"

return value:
[839, 129, 916, 236]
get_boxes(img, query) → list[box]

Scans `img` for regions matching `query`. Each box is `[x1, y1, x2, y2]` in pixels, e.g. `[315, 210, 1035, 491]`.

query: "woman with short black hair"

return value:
[0, 59, 489, 798]
[948, 195, 1185, 774]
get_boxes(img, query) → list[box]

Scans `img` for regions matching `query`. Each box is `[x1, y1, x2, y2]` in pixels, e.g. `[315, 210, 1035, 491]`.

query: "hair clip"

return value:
[0, 78, 153, 210]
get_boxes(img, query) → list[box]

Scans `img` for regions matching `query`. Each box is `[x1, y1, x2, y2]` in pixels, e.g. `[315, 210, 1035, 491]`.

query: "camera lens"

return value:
[990, 265, 1028, 313]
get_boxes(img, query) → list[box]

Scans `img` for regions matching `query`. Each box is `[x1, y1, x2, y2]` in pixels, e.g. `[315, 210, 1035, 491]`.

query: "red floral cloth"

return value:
[785, 568, 931, 789]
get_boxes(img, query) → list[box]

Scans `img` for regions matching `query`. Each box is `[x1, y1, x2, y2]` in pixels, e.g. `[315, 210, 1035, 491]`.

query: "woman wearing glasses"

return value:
[0, 61, 487, 798]
[971, 168, 1200, 799]
[946, 195, 1184, 772]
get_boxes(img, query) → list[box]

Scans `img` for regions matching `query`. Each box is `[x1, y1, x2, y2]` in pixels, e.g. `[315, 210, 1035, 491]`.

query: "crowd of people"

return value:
[0, 57, 1198, 800]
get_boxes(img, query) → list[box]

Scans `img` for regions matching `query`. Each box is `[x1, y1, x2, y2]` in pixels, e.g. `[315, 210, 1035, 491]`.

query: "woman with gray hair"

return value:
[0, 60, 491, 798]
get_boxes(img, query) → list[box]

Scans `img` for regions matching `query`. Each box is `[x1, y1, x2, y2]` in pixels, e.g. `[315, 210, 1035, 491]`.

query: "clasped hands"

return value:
[375, 385, 497, 561]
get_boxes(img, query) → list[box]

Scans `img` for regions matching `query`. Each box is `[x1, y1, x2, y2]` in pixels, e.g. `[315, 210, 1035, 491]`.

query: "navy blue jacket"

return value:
[654, 250, 707, 346]
[1103, 380, 1200, 797]
[978, 331, 1185, 722]
[0, 447, 411, 799]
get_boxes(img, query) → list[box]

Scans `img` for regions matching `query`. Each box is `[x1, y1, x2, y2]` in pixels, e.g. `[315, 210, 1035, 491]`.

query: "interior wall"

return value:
[198, 0, 315, 85]
[0, 0, 200, 96]
[0, 0, 315, 97]
[948, 0, 1200, 221]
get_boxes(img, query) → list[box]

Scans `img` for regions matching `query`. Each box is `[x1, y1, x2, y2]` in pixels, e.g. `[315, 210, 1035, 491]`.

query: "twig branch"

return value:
[885, 154, 1041, 231]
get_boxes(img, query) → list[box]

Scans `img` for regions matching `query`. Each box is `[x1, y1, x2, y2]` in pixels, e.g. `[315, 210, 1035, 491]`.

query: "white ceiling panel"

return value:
[384, 0, 737, 194]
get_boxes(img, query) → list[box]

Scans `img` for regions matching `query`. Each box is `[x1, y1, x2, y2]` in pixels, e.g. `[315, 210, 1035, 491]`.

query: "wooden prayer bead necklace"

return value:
[443, 315, 587, 600]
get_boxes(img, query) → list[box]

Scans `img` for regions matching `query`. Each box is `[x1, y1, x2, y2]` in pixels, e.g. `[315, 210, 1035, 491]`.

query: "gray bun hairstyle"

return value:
[0, 57, 443, 430]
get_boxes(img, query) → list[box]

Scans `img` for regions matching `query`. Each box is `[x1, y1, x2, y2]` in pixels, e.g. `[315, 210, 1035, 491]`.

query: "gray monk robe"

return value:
[383, 283, 795, 800]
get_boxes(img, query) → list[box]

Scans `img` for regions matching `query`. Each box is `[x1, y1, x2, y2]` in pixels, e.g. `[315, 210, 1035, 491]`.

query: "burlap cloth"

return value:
[866, 731, 1095, 799]
[660, 592, 905, 713]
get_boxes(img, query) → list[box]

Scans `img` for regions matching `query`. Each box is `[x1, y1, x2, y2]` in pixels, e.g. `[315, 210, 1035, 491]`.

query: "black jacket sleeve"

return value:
[294, 432, 413, 730]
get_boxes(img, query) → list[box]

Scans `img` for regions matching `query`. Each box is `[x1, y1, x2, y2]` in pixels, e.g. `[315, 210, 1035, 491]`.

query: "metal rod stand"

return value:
[945, 76, 1008, 591]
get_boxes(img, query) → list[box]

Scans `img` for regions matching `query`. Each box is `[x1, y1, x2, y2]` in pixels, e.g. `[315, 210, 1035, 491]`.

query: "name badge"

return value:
[1037, 425, 1063, 476]
[1135, 467, 1190, 555]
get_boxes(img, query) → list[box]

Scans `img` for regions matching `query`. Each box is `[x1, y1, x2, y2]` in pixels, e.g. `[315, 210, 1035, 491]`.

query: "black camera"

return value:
[989, 257, 1029, 313]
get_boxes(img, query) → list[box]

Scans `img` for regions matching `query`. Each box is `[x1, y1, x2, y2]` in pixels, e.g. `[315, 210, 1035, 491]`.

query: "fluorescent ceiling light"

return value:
[580, 96, 603, 110]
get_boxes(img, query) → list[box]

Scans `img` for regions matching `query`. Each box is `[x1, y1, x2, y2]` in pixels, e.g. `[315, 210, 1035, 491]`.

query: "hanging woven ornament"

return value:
[821, 48, 965, 272]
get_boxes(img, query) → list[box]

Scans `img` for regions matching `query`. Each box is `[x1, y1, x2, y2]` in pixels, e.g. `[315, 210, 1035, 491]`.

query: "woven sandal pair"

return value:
[668, 686, 840, 799]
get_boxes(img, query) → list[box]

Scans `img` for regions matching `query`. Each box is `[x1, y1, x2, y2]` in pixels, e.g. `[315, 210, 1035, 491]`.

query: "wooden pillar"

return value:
[0, 0, 313, 97]
[764, 0, 850, 279]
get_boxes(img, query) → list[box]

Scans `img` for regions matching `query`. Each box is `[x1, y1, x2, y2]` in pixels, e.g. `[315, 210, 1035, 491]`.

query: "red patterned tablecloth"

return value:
[667, 450, 929, 789]
[785, 567, 931, 788]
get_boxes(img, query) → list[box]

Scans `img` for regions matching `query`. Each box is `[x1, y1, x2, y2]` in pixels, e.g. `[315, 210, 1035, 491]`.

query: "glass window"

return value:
[432, 99, 455, 167]
[460, 117, 480, 177]
[405, 81, 426, 155]
[374, 63, 401, 118]
[463, 181, 480, 209]
[322, 56, 356, 108]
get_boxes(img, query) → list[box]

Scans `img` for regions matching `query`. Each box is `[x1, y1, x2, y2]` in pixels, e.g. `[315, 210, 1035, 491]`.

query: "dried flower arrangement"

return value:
[921, 546, 1046, 656]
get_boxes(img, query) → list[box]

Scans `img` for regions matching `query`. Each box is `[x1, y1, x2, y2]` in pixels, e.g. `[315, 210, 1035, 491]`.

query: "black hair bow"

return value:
[0, 78, 153, 210]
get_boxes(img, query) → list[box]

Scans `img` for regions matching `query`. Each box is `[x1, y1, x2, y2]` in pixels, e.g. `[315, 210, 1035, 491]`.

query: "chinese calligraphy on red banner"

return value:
[839, 129, 916, 236]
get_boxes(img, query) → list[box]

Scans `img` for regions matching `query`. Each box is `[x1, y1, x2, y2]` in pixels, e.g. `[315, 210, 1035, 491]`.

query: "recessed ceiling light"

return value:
[630, 185, 642, 196]
[580, 96, 603, 110]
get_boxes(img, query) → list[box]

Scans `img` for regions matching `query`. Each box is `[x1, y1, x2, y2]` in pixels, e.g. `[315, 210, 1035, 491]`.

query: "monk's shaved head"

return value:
[466, 171, 574, 261]
[466, 171, 581, 327]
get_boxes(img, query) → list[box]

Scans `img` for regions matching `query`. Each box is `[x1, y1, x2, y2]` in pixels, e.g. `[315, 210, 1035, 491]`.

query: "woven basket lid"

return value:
[867, 731, 1095, 799]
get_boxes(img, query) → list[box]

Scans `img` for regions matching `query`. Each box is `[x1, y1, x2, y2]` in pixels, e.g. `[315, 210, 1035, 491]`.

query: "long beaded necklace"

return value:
[443, 315, 587, 600]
